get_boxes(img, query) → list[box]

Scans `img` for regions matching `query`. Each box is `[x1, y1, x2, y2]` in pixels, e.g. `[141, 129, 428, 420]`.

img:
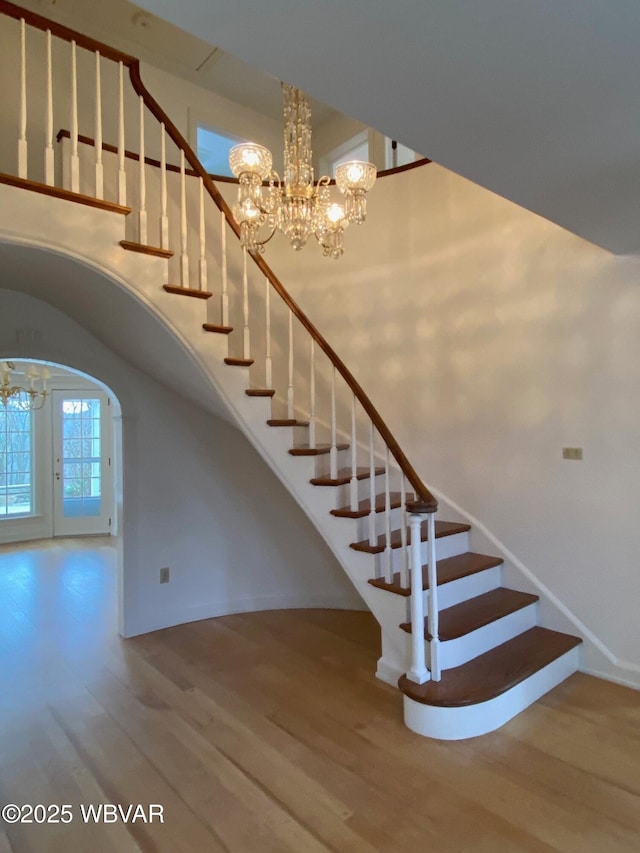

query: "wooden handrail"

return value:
[0, 0, 437, 512]
[55, 129, 432, 184]
[0, 0, 137, 66]
[128, 63, 437, 512]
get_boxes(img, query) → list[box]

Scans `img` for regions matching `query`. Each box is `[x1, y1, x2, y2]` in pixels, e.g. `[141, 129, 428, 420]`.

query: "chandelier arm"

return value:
[128, 63, 437, 514]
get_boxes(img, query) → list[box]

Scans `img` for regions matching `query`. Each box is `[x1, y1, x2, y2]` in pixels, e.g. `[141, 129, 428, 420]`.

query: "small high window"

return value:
[196, 126, 243, 177]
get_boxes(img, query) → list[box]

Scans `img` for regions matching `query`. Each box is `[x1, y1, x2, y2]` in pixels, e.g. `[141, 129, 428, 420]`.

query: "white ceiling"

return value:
[125, 0, 640, 255]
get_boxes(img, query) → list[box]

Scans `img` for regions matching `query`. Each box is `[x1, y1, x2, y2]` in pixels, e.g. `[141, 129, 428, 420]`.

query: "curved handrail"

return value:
[0, 0, 437, 512]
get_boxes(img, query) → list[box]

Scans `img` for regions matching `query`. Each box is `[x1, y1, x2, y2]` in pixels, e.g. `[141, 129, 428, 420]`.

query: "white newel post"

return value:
[426, 511, 441, 681]
[406, 511, 430, 684]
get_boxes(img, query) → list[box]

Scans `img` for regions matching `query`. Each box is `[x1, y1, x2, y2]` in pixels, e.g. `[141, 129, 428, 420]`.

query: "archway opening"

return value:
[0, 359, 123, 639]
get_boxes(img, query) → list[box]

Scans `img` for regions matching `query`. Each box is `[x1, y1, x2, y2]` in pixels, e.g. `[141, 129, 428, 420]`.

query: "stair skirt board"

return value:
[402, 646, 580, 740]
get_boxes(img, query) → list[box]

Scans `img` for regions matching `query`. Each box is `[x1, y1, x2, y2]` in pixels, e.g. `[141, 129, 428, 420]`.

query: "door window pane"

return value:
[0, 394, 34, 517]
[61, 398, 102, 519]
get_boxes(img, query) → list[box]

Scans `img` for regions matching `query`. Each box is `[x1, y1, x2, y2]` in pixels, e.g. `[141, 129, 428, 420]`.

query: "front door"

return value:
[52, 390, 112, 536]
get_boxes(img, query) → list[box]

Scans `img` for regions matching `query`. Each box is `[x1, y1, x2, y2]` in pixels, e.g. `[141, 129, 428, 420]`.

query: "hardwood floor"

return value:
[0, 539, 639, 852]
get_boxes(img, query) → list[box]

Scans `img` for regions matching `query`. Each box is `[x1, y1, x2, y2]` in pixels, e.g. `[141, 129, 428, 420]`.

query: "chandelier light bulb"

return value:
[326, 202, 345, 224]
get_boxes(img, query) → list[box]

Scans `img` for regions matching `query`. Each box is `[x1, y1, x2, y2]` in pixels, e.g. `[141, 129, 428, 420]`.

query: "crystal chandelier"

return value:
[0, 362, 50, 410]
[229, 84, 377, 258]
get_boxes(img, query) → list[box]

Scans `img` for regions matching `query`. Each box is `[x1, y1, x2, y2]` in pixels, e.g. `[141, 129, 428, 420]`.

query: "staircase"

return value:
[0, 0, 582, 740]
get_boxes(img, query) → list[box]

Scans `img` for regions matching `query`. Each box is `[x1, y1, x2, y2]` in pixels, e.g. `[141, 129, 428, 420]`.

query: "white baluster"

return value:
[400, 475, 409, 588]
[137, 96, 147, 243]
[70, 41, 79, 193]
[406, 511, 430, 685]
[198, 178, 207, 291]
[44, 30, 54, 186]
[287, 309, 294, 420]
[329, 365, 338, 480]
[383, 446, 393, 583]
[221, 211, 229, 326]
[368, 421, 376, 548]
[427, 511, 441, 681]
[309, 338, 316, 450]
[242, 247, 250, 359]
[159, 126, 168, 249]
[117, 61, 126, 205]
[180, 150, 189, 286]
[18, 18, 27, 179]
[265, 278, 272, 388]
[94, 51, 103, 199]
[349, 393, 358, 511]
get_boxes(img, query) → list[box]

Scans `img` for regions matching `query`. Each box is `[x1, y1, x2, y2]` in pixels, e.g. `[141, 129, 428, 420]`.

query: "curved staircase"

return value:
[0, 0, 582, 739]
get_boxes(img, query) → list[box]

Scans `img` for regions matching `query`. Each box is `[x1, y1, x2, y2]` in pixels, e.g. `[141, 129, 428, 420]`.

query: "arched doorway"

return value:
[1, 361, 119, 541]
[0, 359, 123, 636]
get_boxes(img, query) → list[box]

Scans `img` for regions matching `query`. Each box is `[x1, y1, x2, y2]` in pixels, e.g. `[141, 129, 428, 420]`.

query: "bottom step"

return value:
[399, 627, 581, 740]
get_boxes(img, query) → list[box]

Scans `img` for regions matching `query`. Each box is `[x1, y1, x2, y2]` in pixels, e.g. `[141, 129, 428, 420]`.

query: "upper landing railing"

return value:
[0, 0, 439, 683]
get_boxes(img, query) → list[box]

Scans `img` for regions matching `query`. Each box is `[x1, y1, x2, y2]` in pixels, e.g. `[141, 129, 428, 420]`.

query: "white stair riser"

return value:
[403, 646, 580, 740]
[432, 564, 502, 610]
[369, 530, 470, 579]
[312, 446, 353, 476]
[329, 472, 386, 506]
[380, 600, 538, 673]
[367, 562, 502, 636]
[432, 602, 538, 670]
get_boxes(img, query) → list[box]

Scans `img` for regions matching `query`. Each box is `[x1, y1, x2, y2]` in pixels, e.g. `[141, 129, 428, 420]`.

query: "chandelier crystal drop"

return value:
[0, 361, 50, 410]
[229, 84, 377, 258]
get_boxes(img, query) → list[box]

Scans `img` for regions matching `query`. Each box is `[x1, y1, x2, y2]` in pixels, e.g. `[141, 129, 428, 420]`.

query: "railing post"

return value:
[45, 30, 54, 186]
[406, 510, 430, 685]
[426, 510, 441, 681]
[18, 17, 27, 179]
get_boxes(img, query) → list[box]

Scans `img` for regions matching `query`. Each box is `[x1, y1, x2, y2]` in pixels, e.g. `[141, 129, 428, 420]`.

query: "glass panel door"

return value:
[52, 390, 112, 536]
[0, 394, 34, 518]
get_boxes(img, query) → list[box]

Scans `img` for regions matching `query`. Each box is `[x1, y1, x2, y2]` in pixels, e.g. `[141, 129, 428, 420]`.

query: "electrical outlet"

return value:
[562, 447, 583, 460]
[159, 567, 170, 584]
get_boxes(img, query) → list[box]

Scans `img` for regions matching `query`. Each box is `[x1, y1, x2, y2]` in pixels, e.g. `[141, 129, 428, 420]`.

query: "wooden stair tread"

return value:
[163, 284, 212, 299]
[369, 552, 504, 596]
[246, 389, 275, 397]
[225, 357, 254, 366]
[331, 491, 415, 519]
[311, 466, 385, 486]
[120, 240, 173, 258]
[202, 323, 233, 334]
[400, 588, 539, 641]
[351, 520, 471, 554]
[0, 173, 131, 215]
[289, 443, 349, 457]
[399, 627, 582, 707]
[267, 419, 309, 427]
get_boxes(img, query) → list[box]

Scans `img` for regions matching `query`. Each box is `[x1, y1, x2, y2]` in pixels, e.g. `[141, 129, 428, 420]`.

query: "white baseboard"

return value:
[123, 592, 368, 638]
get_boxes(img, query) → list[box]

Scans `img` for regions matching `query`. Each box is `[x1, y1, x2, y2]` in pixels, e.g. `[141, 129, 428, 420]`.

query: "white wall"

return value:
[260, 162, 640, 684]
[0, 289, 365, 637]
